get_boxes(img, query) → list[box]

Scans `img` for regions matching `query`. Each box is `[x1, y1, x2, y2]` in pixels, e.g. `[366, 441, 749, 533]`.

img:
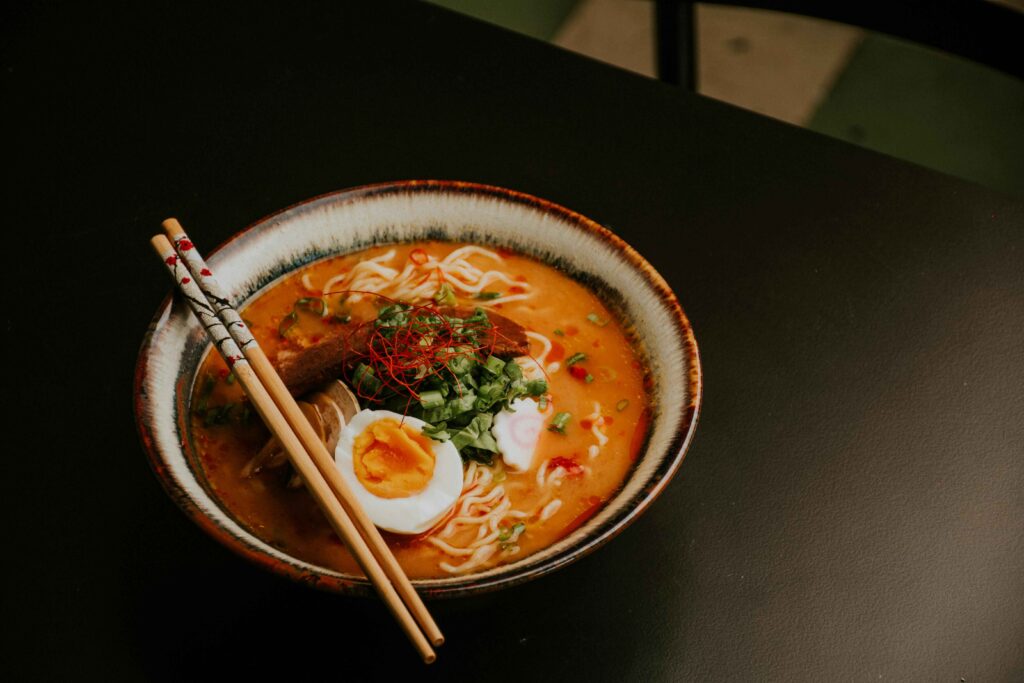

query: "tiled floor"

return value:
[428, 0, 1023, 196]
[556, 1, 863, 126]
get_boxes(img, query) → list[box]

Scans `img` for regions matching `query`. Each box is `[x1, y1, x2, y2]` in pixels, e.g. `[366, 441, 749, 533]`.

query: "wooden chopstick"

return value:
[160, 218, 444, 648]
[150, 234, 437, 664]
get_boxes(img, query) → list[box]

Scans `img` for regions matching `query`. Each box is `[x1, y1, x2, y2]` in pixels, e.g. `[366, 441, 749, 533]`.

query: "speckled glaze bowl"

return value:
[134, 180, 701, 597]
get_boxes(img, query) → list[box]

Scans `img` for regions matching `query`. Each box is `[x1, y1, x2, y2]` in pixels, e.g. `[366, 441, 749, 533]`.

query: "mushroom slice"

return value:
[314, 380, 361, 424]
[243, 380, 361, 485]
[242, 401, 324, 477]
[287, 381, 360, 488]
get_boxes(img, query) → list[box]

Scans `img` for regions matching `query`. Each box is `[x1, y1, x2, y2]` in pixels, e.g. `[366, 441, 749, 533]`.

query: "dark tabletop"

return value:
[5, 1, 1023, 680]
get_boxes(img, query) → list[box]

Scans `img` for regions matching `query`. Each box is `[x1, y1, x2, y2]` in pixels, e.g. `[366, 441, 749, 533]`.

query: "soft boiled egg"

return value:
[334, 409, 462, 535]
[491, 398, 545, 472]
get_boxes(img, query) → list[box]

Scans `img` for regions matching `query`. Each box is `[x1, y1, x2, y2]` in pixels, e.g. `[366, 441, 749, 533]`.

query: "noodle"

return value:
[318, 245, 533, 305]
[539, 499, 563, 522]
[191, 240, 649, 579]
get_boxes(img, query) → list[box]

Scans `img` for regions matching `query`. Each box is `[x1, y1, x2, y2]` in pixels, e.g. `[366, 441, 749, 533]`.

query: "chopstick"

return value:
[150, 232, 440, 663]
[159, 219, 444, 648]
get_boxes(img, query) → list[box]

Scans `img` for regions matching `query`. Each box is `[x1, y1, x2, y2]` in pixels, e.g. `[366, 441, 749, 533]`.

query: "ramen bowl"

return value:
[134, 180, 701, 597]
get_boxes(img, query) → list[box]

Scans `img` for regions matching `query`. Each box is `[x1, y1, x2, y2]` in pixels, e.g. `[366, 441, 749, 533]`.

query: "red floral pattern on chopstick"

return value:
[169, 234, 256, 350]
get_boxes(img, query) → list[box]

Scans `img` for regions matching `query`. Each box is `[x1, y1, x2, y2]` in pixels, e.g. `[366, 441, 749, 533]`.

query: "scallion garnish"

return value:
[525, 379, 548, 396]
[194, 373, 216, 414]
[503, 361, 523, 381]
[548, 411, 572, 433]
[586, 312, 609, 327]
[483, 355, 506, 376]
[419, 390, 445, 410]
[352, 362, 381, 393]
[347, 304, 553, 462]
[434, 282, 456, 306]
[566, 352, 587, 367]
[585, 373, 594, 383]
[553, 328, 565, 336]
[225, 372, 236, 385]
[474, 291, 502, 300]
[277, 311, 298, 337]
[295, 296, 326, 317]
[616, 399, 630, 412]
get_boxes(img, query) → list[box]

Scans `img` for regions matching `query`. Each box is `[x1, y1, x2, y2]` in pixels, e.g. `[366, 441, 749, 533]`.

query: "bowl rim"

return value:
[133, 179, 702, 598]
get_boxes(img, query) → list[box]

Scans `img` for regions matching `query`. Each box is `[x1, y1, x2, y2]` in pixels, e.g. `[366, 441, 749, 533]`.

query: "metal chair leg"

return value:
[655, 0, 697, 90]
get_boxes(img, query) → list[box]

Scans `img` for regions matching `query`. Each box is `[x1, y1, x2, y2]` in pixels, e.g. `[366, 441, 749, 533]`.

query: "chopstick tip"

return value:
[150, 233, 173, 253]
[162, 217, 185, 236]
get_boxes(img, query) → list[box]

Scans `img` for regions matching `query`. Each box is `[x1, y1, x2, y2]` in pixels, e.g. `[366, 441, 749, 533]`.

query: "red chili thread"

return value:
[325, 290, 513, 404]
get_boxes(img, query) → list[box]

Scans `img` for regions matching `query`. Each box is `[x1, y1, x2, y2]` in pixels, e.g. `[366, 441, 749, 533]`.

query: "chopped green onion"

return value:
[483, 355, 506, 376]
[195, 374, 216, 414]
[352, 363, 381, 393]
[566, 352, 587, 367]
[278, 311, 298, 337]
[503, 361, 523, 380]
[526, 379, 548, 396]
[553, 328, 565, 336]
[434, 282, 456, 306]
[585, 373, 594, 383]
[225, 372, 236, 385]
[204, 402, 236, 426]
[422, 422, 451, 441]
[474, 291, 502, 300]
[548, 411, 572, 433]
[499, 523, 526, 550]
[447, 355, 472, 376]
[295, 296, 326, 317]
[448, 392, 477, 415]
[538, 395, 549, 411]
[586, 312, 609, 327]
[419, 390, 445, 410]
[616, 399, 630, 412]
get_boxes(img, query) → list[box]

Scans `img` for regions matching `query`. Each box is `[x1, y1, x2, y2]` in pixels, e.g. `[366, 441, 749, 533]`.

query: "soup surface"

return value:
[191, 242, 650, 578]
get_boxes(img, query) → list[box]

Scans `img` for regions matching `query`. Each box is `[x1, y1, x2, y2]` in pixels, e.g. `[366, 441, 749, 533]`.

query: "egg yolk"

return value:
[352, 419, 436, 498]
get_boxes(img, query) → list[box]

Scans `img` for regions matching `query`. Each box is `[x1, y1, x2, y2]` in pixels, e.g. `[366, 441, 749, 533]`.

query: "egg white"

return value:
[334, 409, 463, 535]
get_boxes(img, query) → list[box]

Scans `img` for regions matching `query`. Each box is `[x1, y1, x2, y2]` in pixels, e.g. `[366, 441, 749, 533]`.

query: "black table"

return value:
[6, 1, 1022, 679]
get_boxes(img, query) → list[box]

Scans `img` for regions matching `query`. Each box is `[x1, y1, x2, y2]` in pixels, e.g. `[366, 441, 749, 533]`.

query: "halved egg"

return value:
[334, 409, 463, 535]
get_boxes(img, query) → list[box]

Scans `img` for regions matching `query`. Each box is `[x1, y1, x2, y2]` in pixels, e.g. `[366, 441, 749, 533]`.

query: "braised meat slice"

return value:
[274, 307, 530, 396]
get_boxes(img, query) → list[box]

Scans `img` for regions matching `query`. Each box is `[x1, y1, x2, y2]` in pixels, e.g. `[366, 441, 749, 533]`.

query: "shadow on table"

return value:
[118, 494, 696, 681]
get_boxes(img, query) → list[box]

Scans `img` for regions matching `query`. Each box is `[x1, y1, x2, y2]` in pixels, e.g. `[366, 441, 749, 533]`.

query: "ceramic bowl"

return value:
[134, 180, 701, 597]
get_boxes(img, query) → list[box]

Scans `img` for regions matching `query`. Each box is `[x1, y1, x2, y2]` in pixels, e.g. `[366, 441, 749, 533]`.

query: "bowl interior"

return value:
[136, 181, 700, 597]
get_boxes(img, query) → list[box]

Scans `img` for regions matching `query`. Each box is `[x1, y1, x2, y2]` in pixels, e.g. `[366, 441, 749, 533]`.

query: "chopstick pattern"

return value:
[166, 234, 255, 350]
[151, 223, 443, 663]
[160, 219, 443, 651]
[157, 251, 245, 368]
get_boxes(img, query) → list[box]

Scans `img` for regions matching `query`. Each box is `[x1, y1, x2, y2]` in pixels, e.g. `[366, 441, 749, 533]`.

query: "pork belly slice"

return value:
[274, 307, 530, 396]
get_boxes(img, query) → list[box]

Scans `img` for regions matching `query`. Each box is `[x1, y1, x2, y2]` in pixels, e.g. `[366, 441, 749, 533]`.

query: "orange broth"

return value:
[190, 242, 650, 579]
